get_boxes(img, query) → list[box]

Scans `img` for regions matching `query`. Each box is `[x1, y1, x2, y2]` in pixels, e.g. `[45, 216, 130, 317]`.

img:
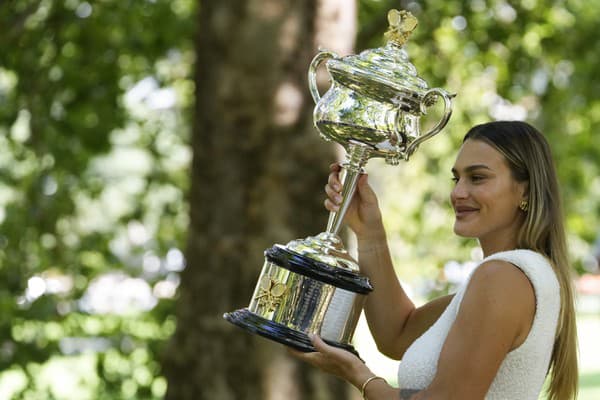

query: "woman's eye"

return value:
[451, 177, 459, 183]
[471, 175, 485, 182]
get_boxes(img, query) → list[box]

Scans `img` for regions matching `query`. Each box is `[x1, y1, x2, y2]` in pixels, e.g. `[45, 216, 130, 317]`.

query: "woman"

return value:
[292, 121, 578, 399]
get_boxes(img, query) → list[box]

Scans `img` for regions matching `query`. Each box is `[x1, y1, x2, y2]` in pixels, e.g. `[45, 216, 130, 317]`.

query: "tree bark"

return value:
[162, 1, 356, 399]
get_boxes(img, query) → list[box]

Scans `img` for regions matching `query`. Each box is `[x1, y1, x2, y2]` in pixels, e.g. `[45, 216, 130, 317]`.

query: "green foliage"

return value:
[0, 0, 194, 398]
[0, 0, 598, 397]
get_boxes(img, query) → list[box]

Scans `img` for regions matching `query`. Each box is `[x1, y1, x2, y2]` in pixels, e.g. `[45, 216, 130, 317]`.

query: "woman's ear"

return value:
[519, 181, 529, 200]
[516, 181, 529, 211]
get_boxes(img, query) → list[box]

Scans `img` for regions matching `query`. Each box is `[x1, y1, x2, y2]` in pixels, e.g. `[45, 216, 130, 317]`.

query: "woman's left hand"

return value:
[288, 334, 373, 389]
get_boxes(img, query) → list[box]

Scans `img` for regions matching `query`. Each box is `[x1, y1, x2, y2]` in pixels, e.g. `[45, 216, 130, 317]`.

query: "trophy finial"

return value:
[384, 9, 418, 47]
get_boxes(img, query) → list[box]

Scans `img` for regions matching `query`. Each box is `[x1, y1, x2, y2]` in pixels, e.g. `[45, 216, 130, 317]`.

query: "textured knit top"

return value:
[397, 249, 560, 399]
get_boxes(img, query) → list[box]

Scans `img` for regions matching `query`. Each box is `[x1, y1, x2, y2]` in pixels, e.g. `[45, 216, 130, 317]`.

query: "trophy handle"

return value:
[404, 88, 454, 158]
[308, 50, 338, 105]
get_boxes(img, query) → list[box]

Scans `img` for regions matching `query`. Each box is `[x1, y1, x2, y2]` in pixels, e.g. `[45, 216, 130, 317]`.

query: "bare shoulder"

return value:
[468, 259, 535, 298]
[462, 259, 536, 348]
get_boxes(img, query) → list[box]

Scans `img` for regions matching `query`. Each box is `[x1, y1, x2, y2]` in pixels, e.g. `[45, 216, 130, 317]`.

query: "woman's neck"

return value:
[479, 236, 519, 258]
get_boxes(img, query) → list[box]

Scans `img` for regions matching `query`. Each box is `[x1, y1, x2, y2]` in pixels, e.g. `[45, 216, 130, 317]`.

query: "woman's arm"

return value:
[325, 165, 453, 358]
[357, 236, 454, 359]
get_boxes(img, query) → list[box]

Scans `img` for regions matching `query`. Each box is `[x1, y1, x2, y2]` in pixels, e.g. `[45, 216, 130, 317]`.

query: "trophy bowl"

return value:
[224, 9, 454, 356]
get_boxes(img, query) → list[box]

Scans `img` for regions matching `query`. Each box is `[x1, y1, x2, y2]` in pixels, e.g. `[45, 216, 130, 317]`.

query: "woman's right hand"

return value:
[324, 163, 385, 241]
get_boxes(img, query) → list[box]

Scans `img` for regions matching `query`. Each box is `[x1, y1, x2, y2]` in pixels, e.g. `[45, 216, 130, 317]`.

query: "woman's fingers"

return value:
[325, 168, 343, 213]
[289, 334, 371, 386]
[324, 198, 339, 212]
[310, 334, 352, 360]
[287, 347, 310, 358]
[325, 184, 342, 204]
[287, 344, 323, 366]
[310, 334, 332, 353]
[356, 174, 377, 205]
[327, 171, 341, 191]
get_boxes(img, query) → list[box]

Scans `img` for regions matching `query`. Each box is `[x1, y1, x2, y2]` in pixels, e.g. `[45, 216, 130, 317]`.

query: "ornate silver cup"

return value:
[224, 10, 453, 356]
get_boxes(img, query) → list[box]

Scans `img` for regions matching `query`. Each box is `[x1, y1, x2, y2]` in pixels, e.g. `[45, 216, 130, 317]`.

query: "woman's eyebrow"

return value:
[451, 164, 493, 174]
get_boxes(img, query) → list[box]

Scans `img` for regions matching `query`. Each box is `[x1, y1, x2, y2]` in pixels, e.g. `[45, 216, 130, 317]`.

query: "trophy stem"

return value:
[326, 142, 371, 236]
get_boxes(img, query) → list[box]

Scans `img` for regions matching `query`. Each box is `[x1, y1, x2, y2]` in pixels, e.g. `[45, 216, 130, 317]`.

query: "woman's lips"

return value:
[454, 206, 479, 218]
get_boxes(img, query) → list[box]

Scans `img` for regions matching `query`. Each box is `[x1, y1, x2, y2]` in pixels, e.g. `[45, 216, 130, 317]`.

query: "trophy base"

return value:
[223, 308, 360, 358]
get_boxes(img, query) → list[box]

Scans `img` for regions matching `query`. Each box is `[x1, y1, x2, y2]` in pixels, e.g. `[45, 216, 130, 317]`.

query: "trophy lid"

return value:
[326, 10, 429, 108]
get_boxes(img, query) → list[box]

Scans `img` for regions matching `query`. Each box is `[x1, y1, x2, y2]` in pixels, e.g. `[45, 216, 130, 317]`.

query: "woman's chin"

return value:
[453, 224, 477, 238]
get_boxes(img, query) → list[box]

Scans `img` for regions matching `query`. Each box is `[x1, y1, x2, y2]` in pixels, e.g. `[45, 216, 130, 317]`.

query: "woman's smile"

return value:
[454, 204, 480, 219]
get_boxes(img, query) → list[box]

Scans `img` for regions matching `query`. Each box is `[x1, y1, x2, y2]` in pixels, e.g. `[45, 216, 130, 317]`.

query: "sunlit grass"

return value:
[578, 371, 600, 400]
[574, 311, 600, 400]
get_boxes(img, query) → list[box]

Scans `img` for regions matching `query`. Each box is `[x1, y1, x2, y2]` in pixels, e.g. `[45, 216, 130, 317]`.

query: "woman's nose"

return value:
[451, 179, 468, 200]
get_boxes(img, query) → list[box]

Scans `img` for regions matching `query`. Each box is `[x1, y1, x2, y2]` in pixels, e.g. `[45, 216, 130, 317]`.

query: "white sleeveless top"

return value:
[397, 250, 560, 399]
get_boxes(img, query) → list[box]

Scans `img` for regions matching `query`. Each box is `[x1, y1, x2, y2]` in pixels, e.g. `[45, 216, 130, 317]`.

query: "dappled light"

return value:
[1, 0, 599, 398]
[273, 81, 304, 126]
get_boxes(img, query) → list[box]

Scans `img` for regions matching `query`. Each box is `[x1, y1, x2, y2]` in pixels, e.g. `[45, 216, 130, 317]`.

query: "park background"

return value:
[1, 0, 599, 398]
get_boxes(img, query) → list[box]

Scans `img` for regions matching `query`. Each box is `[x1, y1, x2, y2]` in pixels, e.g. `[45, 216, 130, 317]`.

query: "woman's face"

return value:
[450, 139, 527, 252]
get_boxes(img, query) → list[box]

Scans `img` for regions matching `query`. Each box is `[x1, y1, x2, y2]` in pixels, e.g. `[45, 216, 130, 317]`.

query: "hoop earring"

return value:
[519, 200, 529, 212]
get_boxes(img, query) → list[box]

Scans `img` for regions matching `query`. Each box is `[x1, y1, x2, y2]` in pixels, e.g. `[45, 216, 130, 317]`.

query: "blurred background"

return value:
[0, 0, 599, 399]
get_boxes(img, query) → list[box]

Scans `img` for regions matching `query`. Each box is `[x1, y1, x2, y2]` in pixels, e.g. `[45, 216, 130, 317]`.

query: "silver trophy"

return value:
[224, 10, 453, 356]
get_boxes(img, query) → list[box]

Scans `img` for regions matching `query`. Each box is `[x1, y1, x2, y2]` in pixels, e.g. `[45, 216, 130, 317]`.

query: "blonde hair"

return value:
[465, 121, 578, 400]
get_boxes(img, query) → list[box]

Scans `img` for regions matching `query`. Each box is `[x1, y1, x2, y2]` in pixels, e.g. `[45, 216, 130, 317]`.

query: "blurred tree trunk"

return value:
[163, 1, 356, 399]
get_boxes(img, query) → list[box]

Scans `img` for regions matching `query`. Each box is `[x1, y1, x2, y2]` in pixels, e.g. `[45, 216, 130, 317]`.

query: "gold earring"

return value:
[519, 200, 529, 212]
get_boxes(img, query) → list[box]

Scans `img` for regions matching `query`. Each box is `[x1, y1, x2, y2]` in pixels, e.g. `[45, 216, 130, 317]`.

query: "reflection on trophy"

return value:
[224, 10, 454, 356]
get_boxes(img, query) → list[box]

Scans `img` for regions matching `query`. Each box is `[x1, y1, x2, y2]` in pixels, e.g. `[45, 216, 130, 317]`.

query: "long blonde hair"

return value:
[465, 121, 578, 400]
